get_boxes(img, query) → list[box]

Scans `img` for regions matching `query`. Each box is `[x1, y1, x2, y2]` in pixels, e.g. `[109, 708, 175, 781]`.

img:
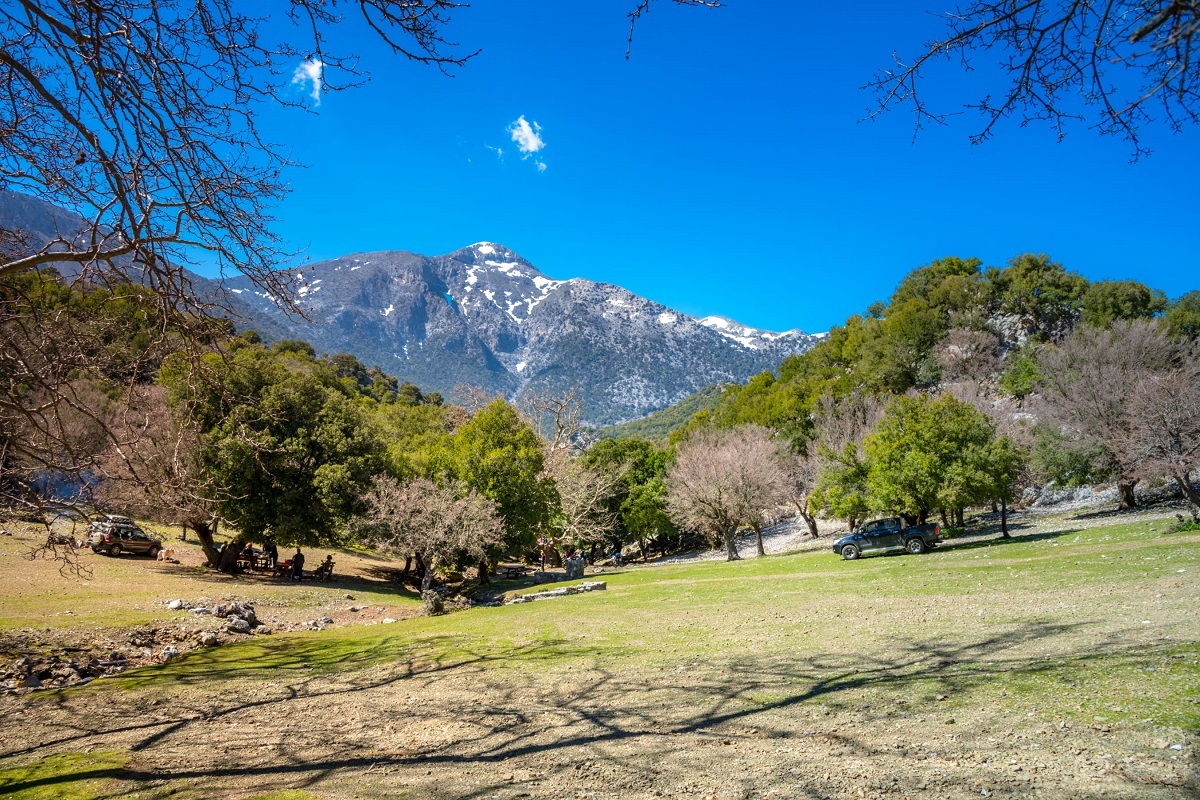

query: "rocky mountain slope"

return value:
[225, 243, 822, 424]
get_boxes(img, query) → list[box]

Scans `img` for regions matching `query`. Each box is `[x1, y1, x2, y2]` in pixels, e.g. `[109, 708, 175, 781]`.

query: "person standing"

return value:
[291, 548, 305, 582]
[264, 541, 278, 569]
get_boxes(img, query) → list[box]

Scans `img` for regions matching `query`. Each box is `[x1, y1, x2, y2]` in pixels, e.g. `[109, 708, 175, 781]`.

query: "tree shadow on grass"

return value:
[932, 528, 1086, 555]
[6, 618, 1187, 799]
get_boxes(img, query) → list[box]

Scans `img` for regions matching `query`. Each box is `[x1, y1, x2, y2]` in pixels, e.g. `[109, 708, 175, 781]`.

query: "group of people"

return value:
[229, 542, 332, 582]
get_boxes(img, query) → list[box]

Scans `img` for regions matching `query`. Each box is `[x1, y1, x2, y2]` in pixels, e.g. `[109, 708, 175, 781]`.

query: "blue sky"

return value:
[254, 0, 1199, 334]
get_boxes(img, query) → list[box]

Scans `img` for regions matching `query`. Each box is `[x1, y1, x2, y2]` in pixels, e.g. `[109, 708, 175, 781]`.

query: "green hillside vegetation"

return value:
[591, 383, 725, 442]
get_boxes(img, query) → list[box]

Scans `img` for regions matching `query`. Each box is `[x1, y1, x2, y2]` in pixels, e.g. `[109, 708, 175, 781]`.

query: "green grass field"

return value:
[1, 513, 1197, 799]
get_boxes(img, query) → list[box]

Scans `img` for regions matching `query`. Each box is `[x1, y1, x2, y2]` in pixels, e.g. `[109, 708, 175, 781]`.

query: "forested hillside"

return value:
[626, 253, 1200, 534]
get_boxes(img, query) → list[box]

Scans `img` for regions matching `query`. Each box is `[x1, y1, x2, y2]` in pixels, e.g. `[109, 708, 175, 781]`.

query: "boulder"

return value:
[167, 599, 184, 611]
[198, 632, 219, 647]
[225, 617, 251, 634]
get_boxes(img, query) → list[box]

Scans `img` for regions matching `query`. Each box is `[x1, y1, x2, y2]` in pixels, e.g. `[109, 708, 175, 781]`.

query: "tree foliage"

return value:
[863, 394, 998, 523]
[161, 342, 385, 565]
[451, 400, 552, 557]
[1080, 281, 1168, 328]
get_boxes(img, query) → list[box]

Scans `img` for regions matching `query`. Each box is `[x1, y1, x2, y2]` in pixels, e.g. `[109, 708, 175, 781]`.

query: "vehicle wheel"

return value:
[147, 546, 160, 559]
[905, 537, 926, 554]
[109, 544, 122, 557]
[841, 544, 861, 560]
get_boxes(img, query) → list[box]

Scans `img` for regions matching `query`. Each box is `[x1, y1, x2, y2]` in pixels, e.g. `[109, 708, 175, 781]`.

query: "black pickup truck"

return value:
[832, 517, 941, 560]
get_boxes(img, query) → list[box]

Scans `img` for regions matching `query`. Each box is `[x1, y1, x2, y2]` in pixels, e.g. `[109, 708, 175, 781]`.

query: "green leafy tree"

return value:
[162, 344, 385, 569]
[583, 437, 675, 558]
[451, 400, 552, 568]
[998, 341, 1042, 402]
[992, 254, 1088, 338]
[864, 394, 995, 523]
[1164, 291, 1200, 341]
[1080, 281, 1168, 327]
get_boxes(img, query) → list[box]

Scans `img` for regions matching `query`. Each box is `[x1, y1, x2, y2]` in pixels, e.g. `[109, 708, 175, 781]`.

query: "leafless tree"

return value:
[780, 443, 821, 538]
[0, 1, 477, 551]
[937, 327, 1001, 385]
[809, 392, 886, 530]
[665, 425, 787, 561]
[1120, 349, 1200, 513]
[626, 0, 722, 56]
[520, 388, 584, 452]
[542, 446, 626, 556]
[870, 1, 1200, 158]
[1038, 319, 1181, 507]
[357, 476, 504, 596]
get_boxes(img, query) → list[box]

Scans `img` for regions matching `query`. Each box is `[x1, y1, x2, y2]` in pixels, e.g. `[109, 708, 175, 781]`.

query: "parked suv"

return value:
[832, 517, 941, 560]
[88, 515, 162, 558]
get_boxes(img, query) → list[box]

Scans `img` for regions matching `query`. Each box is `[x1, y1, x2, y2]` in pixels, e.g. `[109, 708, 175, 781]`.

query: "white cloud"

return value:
[536, 160, 548, 173]
[485, 144, 504, 160]
[292, 58, 323, 106]
[507, 115, 545, 156]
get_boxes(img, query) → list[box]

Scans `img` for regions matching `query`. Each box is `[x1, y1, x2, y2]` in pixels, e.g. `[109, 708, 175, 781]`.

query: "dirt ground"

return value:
[1, 507, 1198, 799]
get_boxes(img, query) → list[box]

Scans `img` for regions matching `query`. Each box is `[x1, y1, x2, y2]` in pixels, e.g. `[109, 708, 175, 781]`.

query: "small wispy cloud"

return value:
[536, 160, 547, 173]
[508, 116, 545, 156]
[292, 58, 324, 106]
[485, 144, 504, 160]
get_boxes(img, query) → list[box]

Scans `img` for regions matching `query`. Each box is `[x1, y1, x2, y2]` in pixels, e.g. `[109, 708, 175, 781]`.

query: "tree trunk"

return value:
[421, 555, 436, 593]
[800, 510, 818, 538]
[217, 538, 243, 574]
[1000, 499, 1010, 538]
[477, 558, 490, 585]
[1117, 480, 1138, 509]
[723, 527, 741, 561]
[955, 508, 964, 527]
[1174, 473, 1200, 510]
[188, 518, 221, 567]
[939, 509, 949, 528]
[752, 523, 765, 557]
[401, 555, 413, 577]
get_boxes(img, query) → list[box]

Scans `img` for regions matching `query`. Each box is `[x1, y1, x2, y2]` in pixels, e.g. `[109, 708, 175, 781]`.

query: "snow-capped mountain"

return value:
[226, 242, 823, 424]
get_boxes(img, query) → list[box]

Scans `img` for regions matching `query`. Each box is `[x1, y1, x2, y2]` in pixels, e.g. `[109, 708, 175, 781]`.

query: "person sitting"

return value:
[314, 554, 335, 581]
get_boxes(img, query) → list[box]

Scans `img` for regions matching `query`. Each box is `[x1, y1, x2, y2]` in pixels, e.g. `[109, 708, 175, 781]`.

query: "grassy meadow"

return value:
[0, 511, 1197, 799]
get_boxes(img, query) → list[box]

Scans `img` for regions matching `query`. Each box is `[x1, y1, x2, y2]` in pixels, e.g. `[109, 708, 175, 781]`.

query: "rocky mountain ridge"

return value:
[225, 242, 823, 424]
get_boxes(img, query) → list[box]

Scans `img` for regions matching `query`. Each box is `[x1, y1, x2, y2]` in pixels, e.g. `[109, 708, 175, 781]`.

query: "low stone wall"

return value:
[506, 581, 607, 605]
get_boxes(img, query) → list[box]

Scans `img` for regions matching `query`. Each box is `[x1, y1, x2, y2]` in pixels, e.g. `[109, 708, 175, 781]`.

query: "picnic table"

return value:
[498, 564, 530, 579]
[236, 554, 274, 572]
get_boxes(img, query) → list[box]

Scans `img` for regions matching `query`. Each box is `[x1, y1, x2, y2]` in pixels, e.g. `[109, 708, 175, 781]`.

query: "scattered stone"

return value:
[19, 675, 42, 688]
[226, 617, 251, 634]
[198, 632, 219, 647]
[190, 607, 212, 615]
[253, 625, 273, 635]
[348, 606, 362, 612]
[167, 599, 184, 610]
[344, 594, 355, 600]
[160, 646, 180, 662]
[1170, 744, 1184, 751]
[381, 618, 397, 624]
[506, 581, 608, 605]
[319, 616, 334, 624]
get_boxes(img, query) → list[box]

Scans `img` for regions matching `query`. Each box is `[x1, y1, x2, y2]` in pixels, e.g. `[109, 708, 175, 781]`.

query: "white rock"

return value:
[167, 600, 184, 610]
